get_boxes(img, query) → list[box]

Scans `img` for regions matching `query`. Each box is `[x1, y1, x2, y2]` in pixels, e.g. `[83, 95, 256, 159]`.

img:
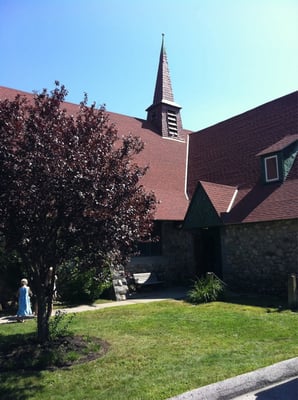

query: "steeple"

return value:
[146, 34, 183, 139]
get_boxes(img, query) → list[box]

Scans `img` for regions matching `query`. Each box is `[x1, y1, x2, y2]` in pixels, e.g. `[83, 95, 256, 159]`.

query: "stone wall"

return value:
[127, 221, 195, 284]
[162, 221, 196, 282]
[222, 219, 298, 295]
[110, 264, 129, 301]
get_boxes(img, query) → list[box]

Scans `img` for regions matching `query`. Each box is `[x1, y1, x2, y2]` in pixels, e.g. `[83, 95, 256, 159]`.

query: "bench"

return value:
[133, 272, 164, 290]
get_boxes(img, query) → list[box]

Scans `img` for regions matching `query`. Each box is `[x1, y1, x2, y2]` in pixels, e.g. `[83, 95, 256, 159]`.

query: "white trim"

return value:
[264, 155, 279, 182]
[184, 134, 190, 200]
[226, 189, 238, 213]
[161, 99, 182, 109]
[162, 136, 185, 143]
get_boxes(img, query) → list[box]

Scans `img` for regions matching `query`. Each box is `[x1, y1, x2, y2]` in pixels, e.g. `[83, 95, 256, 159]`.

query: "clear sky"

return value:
[0, 0, 297, 131]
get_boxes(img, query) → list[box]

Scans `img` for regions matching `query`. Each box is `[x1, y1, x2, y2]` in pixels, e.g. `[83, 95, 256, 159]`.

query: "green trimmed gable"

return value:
[183, 183, 222, 230]
[283, 141, 298, 179]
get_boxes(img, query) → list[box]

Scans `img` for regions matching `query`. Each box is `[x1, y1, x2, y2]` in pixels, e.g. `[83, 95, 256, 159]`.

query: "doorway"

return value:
[194, 227, 222, 278]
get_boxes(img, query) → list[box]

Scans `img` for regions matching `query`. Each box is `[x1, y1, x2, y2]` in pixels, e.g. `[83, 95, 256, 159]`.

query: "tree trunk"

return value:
[36, 289, 53, 343]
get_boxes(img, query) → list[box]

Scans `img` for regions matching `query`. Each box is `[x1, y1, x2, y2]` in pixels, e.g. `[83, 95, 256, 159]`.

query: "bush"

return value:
[187, 273, 225, 304]
[57, 261, 112, 304]
[49, 310, 75, 341]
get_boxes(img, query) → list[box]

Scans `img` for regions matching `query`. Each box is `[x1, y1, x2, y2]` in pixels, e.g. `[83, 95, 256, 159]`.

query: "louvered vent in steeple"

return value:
[146, 34, 183, 140]
[167, 110, 178, 137]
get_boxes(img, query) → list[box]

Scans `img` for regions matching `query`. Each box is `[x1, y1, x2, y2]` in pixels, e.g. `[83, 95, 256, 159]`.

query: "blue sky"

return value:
[0, 0, 297, 131]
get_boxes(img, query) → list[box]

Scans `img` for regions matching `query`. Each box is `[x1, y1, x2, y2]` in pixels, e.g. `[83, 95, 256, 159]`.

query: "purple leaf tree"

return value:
[0, 83, 156, 342]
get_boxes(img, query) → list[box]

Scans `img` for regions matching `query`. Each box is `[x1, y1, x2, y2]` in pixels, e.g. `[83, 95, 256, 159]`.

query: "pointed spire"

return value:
[146, 34, 183, 139]
[152, 33, 175, 105]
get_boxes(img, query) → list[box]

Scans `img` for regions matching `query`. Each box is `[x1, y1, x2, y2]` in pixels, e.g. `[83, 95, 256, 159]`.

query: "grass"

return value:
[0, 298, 297, 400]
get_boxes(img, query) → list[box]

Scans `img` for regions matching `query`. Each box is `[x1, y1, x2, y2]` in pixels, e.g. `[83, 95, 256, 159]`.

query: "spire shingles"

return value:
[146, 35, 183, 139]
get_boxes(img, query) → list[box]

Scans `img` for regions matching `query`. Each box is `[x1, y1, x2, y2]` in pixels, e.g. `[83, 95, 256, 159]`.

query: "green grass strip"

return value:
[0, 299, 297, 400]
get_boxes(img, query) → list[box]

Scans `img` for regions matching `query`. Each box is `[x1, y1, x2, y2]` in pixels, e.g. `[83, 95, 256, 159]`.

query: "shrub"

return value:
[57, 260, 112, 304]
[49, 310, 76, 341]
[187, 273, 225, 304]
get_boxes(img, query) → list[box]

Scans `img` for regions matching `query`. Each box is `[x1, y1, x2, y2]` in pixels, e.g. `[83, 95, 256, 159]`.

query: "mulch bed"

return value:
[0, 335, 110, 372]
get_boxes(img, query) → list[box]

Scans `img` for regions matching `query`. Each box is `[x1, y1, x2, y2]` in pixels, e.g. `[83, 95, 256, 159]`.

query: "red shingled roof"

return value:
[187, 91, 298, 224]
[257, 134, 298, 156]
[0, 86, 190, 221]
[200, 181, 237, 215]
[107, 112, 190, 220]
[222, 179, 298, 223]
[2, 86, 297, 225]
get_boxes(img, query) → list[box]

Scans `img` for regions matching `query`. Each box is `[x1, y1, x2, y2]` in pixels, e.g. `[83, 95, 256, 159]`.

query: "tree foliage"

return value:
[0, 82, 156, 342]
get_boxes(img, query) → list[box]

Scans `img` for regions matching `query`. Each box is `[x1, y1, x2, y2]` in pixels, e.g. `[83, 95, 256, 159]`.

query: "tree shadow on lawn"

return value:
[224, 291, 292, 311]
[0, 331, 110, 399]
[0, 370, 43, 400]
[0, 332, 42, 400]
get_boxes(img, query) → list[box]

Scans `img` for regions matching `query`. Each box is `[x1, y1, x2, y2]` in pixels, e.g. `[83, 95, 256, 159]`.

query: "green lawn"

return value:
[1, 299, 297, 400]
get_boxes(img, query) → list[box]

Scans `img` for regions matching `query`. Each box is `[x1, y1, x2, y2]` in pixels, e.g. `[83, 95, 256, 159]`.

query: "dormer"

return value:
[258, 135, 298, 184]
[146, 34, 183, 140]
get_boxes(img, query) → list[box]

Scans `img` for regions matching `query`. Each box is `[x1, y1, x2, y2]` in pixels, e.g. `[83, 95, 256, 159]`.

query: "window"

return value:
[258, 137, 298, 184]
[167, 110, 178, 136]
[264, 155, 279, 182]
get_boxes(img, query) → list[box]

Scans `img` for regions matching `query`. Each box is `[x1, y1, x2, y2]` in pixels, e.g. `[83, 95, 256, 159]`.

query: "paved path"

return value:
[0, 286, 187, 324]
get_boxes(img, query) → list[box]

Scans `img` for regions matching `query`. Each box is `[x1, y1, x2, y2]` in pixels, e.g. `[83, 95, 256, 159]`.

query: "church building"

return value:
[0, 36, 297, 298]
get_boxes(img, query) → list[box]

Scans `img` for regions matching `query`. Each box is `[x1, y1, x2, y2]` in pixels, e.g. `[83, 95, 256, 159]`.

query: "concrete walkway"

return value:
[0, 286, 187, 324]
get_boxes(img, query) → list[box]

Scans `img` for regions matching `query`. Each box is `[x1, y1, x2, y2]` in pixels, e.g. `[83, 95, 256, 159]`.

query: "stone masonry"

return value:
[222, 219, 298, 295]
[128, 221, 195, 285]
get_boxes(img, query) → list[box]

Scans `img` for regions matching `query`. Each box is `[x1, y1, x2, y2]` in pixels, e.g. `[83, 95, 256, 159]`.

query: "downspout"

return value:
[184, 133, 190, 201]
